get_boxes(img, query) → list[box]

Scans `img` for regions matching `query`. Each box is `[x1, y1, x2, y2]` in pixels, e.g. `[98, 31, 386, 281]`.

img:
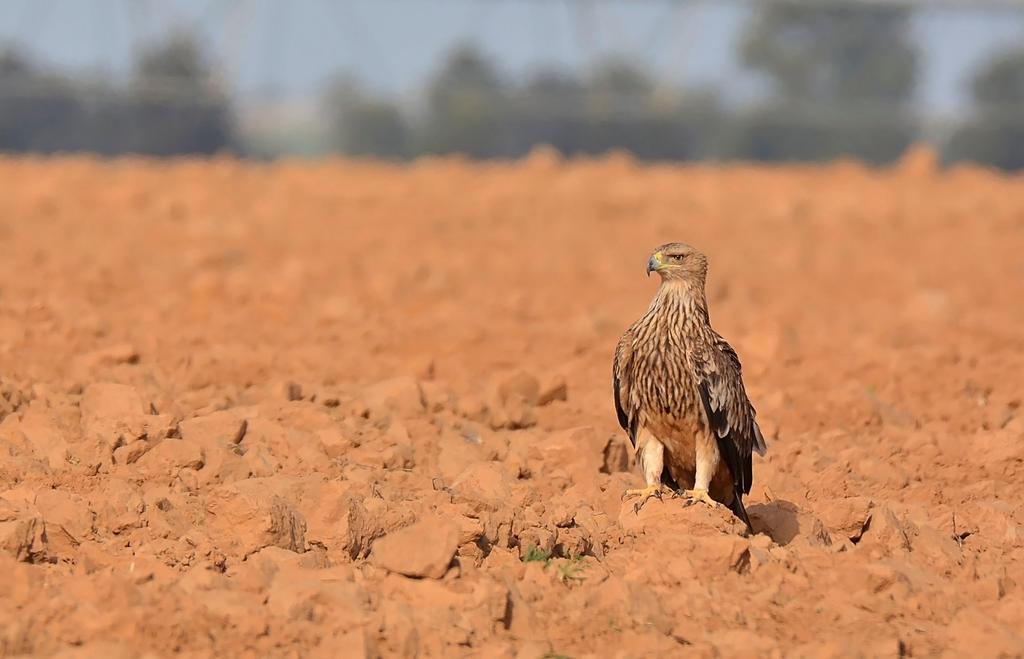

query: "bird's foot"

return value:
[680, 488, 720, 508]
[621, 484, 665, 514]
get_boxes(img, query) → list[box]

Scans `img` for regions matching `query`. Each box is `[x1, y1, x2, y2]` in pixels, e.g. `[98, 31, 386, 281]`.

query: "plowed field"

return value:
[1, 150, 1022, 657]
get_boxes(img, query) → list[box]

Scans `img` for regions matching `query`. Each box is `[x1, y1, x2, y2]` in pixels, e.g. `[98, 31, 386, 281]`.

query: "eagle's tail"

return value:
[729, 488, 754, 535]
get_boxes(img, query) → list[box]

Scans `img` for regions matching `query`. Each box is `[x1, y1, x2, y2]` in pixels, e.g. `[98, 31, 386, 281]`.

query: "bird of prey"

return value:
[613, 243, 767, 532]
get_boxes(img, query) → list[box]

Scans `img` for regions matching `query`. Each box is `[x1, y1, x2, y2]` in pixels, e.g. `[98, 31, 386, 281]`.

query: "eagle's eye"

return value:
[672, 254, 685, 262]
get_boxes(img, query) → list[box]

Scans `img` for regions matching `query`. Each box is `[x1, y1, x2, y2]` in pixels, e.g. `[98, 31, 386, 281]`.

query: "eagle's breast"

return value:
[629, 303, 703, 432]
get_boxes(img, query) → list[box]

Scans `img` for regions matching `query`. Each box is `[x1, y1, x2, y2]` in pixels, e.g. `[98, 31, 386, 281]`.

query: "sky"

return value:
[1, 0, 1023, 117]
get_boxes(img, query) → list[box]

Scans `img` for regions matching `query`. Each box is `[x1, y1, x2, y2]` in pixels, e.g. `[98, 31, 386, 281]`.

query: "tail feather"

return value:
[729, 488, 754, 535]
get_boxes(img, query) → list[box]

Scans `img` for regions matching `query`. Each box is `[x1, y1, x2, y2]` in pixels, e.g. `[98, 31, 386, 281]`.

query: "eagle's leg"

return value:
[622, 433, 666, 513]
[682, 431, 722, 508]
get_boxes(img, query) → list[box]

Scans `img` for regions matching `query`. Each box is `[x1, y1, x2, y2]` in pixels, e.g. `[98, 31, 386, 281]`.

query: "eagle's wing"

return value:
[695, 335, 767, 495]
[613, 330, 639, 447]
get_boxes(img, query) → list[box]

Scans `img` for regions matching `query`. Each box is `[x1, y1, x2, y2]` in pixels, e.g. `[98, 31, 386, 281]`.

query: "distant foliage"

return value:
[574, 59, 723, 161]
[325, 47, 723, 161]
[419, 45, 512, 157]
[948, 49, 1024, 171]
[324, 28, 918, 164]
[727, 2, 919, 164]
[509, 70, 589, 155]
[124, 35, 234, 155]
[4, 19, 1024, 168]
[0, 36, 232, 156]
[0, 50, 86, 152]
[741, 3, 917, 106]
[324, 77, 412, 158]
[720, 104, 917, 165]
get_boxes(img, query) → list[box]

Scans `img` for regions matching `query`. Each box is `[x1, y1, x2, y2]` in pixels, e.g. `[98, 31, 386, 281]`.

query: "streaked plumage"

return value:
[613, 243, 767, 532]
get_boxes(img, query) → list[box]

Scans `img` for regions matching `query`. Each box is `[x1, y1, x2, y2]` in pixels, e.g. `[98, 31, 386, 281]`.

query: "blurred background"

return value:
[1, 0, 1022, 168]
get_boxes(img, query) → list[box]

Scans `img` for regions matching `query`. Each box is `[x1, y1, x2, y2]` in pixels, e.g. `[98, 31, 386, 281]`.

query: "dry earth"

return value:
[0, 148, 1023, 658]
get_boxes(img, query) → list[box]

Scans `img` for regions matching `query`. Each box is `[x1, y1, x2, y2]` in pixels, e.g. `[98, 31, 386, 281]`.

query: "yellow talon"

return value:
[682, 488, 720, 508]
[622, 484, 665, 514]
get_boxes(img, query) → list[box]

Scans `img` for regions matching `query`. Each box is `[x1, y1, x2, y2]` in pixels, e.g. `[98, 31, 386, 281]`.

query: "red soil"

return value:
[0, 150, 1022, 657]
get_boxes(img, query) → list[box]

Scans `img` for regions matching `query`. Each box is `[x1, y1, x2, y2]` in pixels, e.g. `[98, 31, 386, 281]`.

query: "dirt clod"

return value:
[370, 516, 460, 579]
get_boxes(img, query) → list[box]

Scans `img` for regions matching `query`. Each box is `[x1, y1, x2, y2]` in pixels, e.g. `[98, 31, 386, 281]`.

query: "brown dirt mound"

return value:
[0, 155, 1022, 657]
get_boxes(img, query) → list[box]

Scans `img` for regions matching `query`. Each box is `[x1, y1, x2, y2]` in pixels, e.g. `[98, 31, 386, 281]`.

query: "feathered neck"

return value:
[649, 279, 710, 324]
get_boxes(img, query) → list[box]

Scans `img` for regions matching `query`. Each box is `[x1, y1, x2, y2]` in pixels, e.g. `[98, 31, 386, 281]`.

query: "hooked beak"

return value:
[646, 252, 663, 276]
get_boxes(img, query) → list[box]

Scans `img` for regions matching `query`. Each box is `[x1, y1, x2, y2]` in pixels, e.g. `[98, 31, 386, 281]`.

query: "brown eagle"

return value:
[613, 243, 767, 532]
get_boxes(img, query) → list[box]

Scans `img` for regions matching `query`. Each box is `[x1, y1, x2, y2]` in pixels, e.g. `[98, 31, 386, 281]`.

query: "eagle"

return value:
[613, 243, 767, 532]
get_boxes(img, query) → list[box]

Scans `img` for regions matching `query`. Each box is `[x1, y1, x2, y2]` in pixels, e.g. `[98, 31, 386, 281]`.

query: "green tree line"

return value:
[1, 4, 1022, 169]
[0, 35, 232, 155]
[327, 5, 1023, 169]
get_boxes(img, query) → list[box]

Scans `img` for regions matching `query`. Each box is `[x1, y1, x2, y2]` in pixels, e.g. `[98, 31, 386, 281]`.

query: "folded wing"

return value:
[695, 336, 767, 495]
[612, 331, 639, 447]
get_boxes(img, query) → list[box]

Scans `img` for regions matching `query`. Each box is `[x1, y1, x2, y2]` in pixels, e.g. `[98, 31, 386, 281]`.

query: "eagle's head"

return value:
[646, 242, 709, 284]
